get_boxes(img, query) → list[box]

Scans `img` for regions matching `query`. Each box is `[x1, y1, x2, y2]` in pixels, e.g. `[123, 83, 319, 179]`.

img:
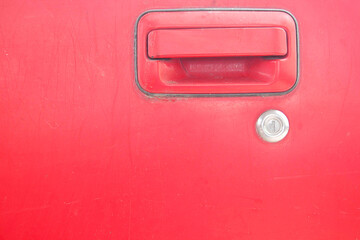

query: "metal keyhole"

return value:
[256, 110, 289, 142]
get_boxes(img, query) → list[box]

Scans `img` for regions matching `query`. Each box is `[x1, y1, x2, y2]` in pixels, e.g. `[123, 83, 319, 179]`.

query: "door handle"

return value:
[148, 27, 287, 59]
[136, 10, 299, 96]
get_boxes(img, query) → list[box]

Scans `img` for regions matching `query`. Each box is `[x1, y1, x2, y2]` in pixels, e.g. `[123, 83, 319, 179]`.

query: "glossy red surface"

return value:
[137, 10, 297, 94]
[1, 1, 360, 239]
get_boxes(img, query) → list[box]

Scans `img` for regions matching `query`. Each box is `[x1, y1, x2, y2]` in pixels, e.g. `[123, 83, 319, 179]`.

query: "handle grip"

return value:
[147, 27, 287, 59]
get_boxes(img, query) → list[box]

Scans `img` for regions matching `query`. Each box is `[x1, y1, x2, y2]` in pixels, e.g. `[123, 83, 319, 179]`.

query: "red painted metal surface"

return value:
[138, 10, 297, 94]
[1, 1, 360, 240]
[148, 28, 288, 58]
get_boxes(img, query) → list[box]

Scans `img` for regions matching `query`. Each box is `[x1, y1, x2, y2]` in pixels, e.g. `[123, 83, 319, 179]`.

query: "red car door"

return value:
[1, 0, 360, 239]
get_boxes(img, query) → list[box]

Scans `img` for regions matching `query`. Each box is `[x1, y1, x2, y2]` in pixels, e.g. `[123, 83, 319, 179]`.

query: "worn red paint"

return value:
[0, 0, 360, 239]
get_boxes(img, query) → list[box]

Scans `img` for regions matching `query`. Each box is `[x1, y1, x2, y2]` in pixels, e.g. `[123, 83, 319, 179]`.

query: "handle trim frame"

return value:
[134, 8, 300, 98]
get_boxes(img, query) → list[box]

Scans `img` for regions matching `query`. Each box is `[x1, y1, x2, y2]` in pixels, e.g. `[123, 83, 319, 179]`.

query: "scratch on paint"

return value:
[128, 200, 132, 240]
[273, 175, 313, 180]
[273, 171, 360, 181]
[0, 205, 51, 215]
[64, 200, 81, 205]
